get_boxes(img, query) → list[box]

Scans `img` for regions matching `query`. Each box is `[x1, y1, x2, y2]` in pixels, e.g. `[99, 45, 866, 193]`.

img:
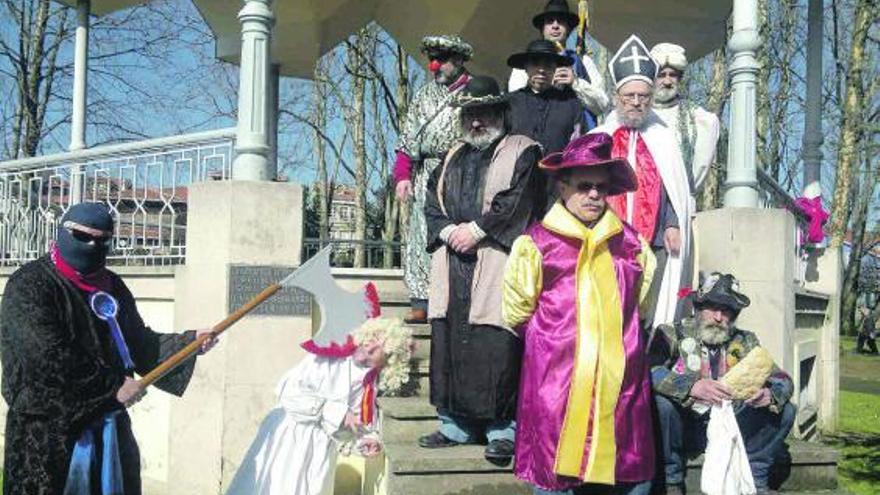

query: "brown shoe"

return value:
[404, 308, 427, 324]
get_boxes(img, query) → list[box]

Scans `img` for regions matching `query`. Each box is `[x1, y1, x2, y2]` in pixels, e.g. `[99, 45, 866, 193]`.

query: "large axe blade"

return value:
[279, 246, 369, 347]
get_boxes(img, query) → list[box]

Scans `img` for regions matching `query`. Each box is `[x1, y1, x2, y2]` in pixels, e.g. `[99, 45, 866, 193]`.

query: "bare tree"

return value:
[827, 0, 877, 246]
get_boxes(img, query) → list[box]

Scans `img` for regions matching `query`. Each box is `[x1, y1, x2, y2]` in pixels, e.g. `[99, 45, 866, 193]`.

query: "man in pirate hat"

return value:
[508, 0, 608, 128]
[651, 273, 796, 495]
[420, 76, 543, 466]
[393, 34, 473, 325]
[650, 42, 721, 197]
[504, 133, 657, 494]
[590, 34, 694, 332]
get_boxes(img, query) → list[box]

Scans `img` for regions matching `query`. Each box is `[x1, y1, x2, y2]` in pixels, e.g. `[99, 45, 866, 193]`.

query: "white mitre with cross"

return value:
[608, 34, 659, 89]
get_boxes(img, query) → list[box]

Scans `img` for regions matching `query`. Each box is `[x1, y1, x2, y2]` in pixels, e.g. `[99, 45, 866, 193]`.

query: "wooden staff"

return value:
[138, 283, 281, 388]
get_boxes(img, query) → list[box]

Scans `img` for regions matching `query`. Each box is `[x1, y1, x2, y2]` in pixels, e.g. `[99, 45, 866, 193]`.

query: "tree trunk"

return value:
[313, 63, 330, 240]
[828, 0, 876, 247]
[395, 44, 412, 249]
[841, 159, 876, 335]
[699, 47, 729, 211]
[349, 30, 369, 268]
[754, 0, 771, 174]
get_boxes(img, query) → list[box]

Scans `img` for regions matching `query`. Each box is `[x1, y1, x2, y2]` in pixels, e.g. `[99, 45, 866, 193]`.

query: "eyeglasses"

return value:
[566, 180, 609, 194]
[68, 228, 112, 246]
[618, 93, 652, 104]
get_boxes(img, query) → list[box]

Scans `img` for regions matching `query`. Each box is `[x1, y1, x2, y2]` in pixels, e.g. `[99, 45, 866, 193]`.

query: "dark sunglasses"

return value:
[427, 52, 452, 63]
[68, 228, 112, 246]
[566, 180, 609, 194]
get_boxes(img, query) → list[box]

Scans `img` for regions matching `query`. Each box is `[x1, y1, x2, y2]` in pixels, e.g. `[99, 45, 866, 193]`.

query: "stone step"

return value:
[378, 396, 437, 443]
[683, 440, 838, 492]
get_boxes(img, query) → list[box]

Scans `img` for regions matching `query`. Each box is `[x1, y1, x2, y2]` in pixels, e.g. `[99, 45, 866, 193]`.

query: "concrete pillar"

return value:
[267, 63, 281, 180]
[168, 181, 307, 493]
[724, 0, 761, 208]
[232, 0, 275, 181]
[801, 0, 823, 193]
[69, 0, 89, 152]
[694, 209, 797, 373]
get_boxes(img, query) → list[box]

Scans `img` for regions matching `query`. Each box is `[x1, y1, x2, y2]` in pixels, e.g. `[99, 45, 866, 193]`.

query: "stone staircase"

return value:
[376, 303, 845, 495]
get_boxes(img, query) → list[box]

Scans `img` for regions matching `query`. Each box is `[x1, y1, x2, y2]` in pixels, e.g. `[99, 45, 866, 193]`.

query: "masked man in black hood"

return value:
[0, 202, 216, 495]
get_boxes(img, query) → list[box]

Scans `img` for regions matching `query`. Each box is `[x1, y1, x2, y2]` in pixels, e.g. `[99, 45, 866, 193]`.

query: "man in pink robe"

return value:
[503, 133, 656, 494]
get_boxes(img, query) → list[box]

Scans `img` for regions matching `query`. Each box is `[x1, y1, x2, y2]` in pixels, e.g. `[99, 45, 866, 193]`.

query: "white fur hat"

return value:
[650, 43, 688, 72]
[802, 181, 822, 199]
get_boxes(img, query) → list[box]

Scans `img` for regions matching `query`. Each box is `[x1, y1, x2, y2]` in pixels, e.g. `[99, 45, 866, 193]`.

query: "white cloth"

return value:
[591, 111, 695, 329]
[226, 354, 370, 495]
[652, 103, 721, 193]
[508, 53, 609, 116]
[701, 401, 757, 495]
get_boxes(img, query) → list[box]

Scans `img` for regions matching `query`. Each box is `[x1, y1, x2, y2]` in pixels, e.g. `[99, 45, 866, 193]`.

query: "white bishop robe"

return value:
[591, 110, 695, 329]
[226, 353, 370, 495]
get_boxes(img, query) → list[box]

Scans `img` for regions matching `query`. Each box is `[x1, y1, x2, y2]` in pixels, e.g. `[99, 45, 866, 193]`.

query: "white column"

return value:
[232, 0, 275, 181]
[70, 0, 89, 152]
[267, 63, 281, 180]
[801, 0, 823, 193]
[724, 0, 761, 208]
[69, 0, 90, 204]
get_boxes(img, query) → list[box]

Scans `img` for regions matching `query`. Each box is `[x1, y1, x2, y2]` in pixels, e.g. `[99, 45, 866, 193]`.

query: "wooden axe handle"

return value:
[138, 283, 282, 388]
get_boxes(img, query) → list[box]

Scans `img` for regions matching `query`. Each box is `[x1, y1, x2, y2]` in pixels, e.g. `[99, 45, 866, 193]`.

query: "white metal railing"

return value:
[0, 128, 236, 266]
[756, 169, 811, 285]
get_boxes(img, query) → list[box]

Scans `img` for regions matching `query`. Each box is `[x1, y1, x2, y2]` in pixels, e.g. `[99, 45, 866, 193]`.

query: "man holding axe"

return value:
[0, 202, 217, 495]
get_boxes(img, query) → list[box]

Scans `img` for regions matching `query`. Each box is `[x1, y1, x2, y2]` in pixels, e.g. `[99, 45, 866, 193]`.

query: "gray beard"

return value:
[620, 112, 647, 130]
[654, 87, 679, 104]
[461, 126, 504, 150]
[697, 320, 732, 346]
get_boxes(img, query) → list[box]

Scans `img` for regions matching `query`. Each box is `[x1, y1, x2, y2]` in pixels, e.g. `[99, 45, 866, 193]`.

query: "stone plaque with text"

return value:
[228, 265, 311, 316]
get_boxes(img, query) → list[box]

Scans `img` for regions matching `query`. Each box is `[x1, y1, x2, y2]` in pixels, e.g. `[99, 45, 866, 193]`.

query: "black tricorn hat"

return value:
[507, 39, 572, 70]
[532, 0, 579, 30]
[451, 76, 508, 109]
[693, 272, 751, 312]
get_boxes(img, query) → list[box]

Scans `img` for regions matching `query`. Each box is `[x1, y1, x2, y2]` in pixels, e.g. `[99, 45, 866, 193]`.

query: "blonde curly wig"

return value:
[352, 317, 414, 394]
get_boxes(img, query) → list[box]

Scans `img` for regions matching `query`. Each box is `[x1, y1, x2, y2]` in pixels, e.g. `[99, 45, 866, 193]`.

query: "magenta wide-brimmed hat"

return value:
[539, 133, 638, 196]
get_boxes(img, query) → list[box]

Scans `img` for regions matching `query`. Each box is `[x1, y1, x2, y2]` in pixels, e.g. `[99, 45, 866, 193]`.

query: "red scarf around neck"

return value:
[50, 244, 111, 293]
[607, 127, 663, 241]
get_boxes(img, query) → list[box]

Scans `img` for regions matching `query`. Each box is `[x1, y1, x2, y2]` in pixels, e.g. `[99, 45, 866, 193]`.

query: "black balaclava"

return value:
[56, 202, 114, 274]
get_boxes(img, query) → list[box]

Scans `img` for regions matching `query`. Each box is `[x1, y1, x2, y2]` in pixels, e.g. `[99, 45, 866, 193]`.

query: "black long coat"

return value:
[0, 256, 197, 495]
[424, 139, 542, 421]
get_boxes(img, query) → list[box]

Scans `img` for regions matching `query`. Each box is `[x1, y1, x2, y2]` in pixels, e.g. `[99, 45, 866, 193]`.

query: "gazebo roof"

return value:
[52, 0, 147, 17]
[55, 0, 732, 79]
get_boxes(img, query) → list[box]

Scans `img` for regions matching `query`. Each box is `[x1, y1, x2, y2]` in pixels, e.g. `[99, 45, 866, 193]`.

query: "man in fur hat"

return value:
[504, 133, 657, 494]
[649, 43, 721, 197]
[0, 202, 216, 495]
[393, 34, 473, 325]
[590, 35, 694, 330]
[508, 0, 608, 127]
[419, 76, 543, 466]
[650, 273, 796, 495]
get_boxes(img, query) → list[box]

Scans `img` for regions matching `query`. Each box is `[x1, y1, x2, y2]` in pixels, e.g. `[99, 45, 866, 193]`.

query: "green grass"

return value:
[824, 340, 880, 495]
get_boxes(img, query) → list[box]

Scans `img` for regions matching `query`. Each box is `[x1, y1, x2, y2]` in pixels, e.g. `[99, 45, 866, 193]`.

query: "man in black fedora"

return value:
[420, 76, 543, 466]
[650, 273, 796, 495]
[507, 39, 588, 212]
[508, 0, 608, 128]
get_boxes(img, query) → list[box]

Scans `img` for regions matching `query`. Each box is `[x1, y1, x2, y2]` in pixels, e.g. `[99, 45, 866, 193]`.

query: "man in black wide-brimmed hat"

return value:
[420, 76, 543, 466]
[507, 39, 588, 213]
[650, 273, 796, 495]
[508, 0, 608, 127]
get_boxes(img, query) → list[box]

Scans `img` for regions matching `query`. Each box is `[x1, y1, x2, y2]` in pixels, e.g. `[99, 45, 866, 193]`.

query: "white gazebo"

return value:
[1, 1, 838, 493]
